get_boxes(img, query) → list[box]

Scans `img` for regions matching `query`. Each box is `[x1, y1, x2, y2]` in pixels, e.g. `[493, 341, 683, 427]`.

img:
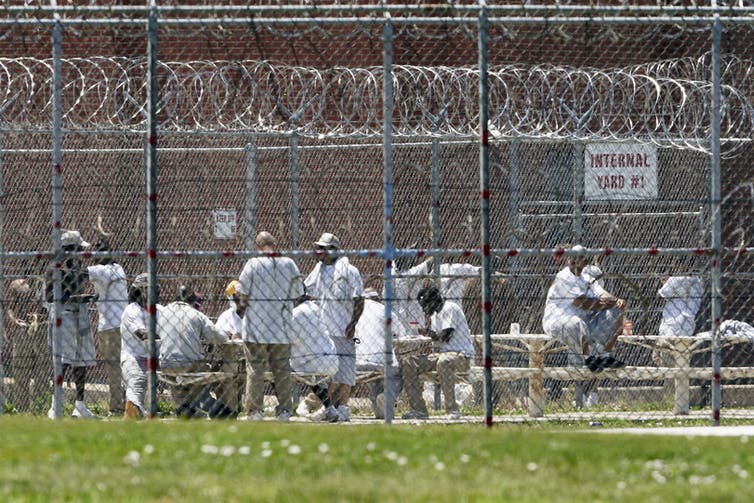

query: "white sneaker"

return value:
[447, 409, 462, 420]
[307, 406, 327, 421]
[337, 405, 350, 422]
[238, 411, 264, 421]
[277, 410, 291, 422]
[72, 401, 98, 419]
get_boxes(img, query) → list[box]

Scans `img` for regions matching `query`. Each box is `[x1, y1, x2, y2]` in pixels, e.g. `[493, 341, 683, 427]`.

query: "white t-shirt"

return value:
[87, 263, 128, 331]
[542, 266, 602, 334]
[389, 261, 479, 331]
[440, 263, 480, 306]
[215, 305, 243, 339]
[290, 301, 338, 375]
[237, 256, 304, 344]
[120, 302, 155, 361]
[390, 262, 429, 331]
[431, 301, 474, 357]
[658, 276, 704, 337]
[157, 301, 226, 368]
[355, 298, 399, 368]
[305, 257, 363, 339]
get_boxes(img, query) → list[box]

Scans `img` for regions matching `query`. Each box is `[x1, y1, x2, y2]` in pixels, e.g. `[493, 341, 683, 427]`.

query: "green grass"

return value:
[0, 416, 752, 503]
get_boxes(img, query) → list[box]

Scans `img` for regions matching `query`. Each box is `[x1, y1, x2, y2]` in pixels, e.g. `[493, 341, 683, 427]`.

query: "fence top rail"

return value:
[2, 15, 754, 27]
[2, 3, 754, 27]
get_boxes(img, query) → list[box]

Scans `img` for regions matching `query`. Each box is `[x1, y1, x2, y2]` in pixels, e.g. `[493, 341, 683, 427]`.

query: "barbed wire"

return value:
[0, 53, 751, 156]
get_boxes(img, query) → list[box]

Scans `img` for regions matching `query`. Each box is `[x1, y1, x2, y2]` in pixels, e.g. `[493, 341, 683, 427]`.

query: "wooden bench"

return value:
[469, 329, 754, 417]
[156, 330, 754, 419]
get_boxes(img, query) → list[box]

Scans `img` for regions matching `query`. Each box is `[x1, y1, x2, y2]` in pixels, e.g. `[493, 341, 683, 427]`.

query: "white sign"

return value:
[212, 209, 237, 239]
[584, 143, 658, 200]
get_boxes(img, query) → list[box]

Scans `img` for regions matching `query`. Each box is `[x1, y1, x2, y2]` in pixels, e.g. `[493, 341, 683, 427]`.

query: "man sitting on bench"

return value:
[542, 245, 627, 373]
[399, 286, 474, 420]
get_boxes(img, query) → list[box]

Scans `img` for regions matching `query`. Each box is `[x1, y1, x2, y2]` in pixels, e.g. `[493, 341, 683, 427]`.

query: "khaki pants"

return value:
[98, 327, 124, 413]
[401, 351, 470, 414]
[243, 342, 292, 416]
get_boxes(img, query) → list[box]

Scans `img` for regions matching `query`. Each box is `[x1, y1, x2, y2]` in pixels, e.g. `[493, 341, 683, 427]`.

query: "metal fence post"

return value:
[478, 0, 493, 427]
[145, 0, 159, 418]
[383, 14, 396, 424]
[710, 11, 723, 427]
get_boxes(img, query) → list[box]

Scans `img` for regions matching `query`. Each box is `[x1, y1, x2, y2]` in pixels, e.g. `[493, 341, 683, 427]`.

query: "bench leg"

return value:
[673, 351, 691, 415]
[528, 340, 545, 417]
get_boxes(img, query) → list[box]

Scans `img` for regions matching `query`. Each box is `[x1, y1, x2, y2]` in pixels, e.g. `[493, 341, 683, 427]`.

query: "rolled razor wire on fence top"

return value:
[0, 53, 752, 156]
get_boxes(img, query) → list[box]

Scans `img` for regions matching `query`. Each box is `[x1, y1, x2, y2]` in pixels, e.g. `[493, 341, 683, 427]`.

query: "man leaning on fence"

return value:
[542, 245, 627, 374]
[45, 230, 99, 419]
[400, 285, 474, 420]
[87, 239, 128, 416]
[236, 231, 303, 422]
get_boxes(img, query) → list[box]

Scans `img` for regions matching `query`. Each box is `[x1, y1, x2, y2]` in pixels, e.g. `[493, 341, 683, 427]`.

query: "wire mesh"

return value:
[0, 4, 753, 423]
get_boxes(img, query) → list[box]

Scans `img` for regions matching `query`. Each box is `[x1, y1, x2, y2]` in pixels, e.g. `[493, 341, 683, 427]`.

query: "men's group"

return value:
[2, 229, 480, 422]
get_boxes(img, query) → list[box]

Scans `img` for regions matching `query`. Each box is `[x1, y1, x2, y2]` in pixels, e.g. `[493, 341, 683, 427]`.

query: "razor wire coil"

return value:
[0, 54, 752, 156]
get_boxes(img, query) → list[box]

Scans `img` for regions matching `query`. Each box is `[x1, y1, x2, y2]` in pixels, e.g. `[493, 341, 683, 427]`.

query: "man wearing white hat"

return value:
[45, 229, 99, 419]
[305, 232, 364, 422]
[542, 244, 627, 377]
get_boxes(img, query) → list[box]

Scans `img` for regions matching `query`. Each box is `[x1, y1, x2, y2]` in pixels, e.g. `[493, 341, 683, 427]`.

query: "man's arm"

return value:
[345, 296, 364, 340]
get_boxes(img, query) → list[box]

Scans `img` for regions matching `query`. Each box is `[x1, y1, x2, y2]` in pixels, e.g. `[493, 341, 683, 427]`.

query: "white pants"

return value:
[121, 354, 148, 414]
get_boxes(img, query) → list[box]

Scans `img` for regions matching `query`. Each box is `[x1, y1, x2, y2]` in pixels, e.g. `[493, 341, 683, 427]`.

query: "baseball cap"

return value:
[133, 273, 149, 287]
[570, 244, 586, 255]
[225, 280, 239, 298]
[314, 232, 340, 249]
[61, 230, 90, 248]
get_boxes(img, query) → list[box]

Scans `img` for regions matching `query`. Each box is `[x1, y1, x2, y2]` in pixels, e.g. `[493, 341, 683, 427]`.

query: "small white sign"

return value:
[584, 142, 658, 200]
[212, 209, 237, 240]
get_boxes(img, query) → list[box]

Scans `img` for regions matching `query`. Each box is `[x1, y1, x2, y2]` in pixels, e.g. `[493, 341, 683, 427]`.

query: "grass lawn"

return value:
[0, 416, 752, 502]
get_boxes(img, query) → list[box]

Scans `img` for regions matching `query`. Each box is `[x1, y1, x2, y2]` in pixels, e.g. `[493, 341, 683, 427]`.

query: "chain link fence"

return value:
[1, 3, 753, 424]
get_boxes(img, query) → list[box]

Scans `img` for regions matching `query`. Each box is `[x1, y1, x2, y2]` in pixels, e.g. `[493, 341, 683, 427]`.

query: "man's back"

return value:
[158, 302, 224, 367]
[239, 256, 303, 344]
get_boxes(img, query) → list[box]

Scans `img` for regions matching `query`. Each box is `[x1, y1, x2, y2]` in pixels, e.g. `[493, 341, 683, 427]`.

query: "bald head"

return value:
[255, 231, 277, 251]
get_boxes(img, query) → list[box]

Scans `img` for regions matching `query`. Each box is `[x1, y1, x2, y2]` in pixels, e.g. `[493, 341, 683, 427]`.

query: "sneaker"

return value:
[307, 406, 326, 421]
[447, 409, 462, 420]
[402, 410, 429, 420]
[337, 405, 350, 422]
[72, 401, 98, 419]
[585, 355, 604, 373]
[601, 355, 626, 369]
[239, 411, 264, 421]
[324, 405, 339, 423]
[47, 407, 57, 420]
[277, 410, 291, 422]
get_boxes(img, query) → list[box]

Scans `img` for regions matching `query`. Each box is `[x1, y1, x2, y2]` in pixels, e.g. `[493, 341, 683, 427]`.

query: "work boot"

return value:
[124, 400, 141, 419]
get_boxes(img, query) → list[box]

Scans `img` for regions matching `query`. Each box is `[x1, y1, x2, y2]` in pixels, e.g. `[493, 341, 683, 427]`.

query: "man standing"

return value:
[542, 244, 627, 373]
[305, 232, 364, 422]
[400, 286, 474, 420]
[46, 229, 98, 419]
[87, 240, 128, 416]
[236, 231, 303, 421]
